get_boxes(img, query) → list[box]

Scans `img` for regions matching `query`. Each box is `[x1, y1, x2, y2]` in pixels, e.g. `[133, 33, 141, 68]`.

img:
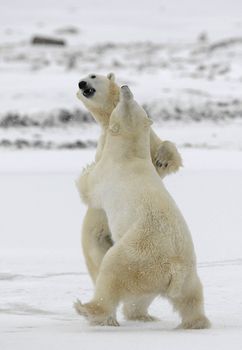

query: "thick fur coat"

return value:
[75, 86, 210, 329]
[76, 73, 183, 321]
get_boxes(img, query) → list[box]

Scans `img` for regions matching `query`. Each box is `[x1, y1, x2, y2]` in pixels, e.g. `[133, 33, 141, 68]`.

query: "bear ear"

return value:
[107, 72, 115, 82]
[109, 122, 120, 135]
[144, 118, 153, 127]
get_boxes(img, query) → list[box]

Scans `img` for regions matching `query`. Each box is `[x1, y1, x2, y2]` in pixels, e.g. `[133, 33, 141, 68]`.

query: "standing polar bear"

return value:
[75, 86, 210, 329]
[77, 73, 183, 321]
[77, 75, 182, 260]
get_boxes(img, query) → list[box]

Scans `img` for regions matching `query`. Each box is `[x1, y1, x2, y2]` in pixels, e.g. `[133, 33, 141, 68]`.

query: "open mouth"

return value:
[83, 88, 96, 98]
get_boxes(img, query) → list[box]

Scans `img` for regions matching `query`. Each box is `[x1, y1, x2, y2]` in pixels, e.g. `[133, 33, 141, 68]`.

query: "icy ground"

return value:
[1, 149, 242, 349]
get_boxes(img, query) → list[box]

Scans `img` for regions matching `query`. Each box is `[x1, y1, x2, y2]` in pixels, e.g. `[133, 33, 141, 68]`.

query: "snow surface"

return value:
[1, 149, 242, 349]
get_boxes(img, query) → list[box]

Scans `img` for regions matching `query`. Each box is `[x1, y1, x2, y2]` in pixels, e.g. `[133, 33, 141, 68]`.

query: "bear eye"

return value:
[90, 75, 96, 79]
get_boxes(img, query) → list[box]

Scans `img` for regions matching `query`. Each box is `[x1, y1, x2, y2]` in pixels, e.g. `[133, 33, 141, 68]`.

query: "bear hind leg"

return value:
[169, 273, 211, 329]
[74, 246, 124, 326]
[74, 298, 119, 326]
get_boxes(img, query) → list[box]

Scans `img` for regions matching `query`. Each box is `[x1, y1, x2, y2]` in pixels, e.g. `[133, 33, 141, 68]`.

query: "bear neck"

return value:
[103, 129, 151, 162]
[88, 82, 120, 128]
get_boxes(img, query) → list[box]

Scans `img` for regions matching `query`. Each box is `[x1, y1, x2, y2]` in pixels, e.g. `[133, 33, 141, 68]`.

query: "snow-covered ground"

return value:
[1, 149, 242, 349]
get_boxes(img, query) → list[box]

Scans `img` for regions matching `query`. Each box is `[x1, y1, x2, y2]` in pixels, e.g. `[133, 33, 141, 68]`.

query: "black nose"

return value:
[78, 81, 87, 90]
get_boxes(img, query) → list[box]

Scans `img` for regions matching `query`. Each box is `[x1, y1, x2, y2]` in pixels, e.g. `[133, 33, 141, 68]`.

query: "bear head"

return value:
[109, 85, 153, 138]
[77, 73, 120, 127]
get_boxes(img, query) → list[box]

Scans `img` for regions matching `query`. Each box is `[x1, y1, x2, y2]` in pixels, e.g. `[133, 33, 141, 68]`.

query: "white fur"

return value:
[77, 73, 184, 321]
[75, 86, 210, 329]
[77, 73, 183, 321]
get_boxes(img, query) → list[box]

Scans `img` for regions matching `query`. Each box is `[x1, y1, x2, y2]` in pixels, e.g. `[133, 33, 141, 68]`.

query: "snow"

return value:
[1, 149, 242, 349]
[1, 0, 242, 150]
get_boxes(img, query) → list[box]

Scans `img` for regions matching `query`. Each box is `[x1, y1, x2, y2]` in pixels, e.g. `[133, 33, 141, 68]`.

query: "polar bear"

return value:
[77, 73, 182, 321]
[74, 86, 210, 329]
[77, 72, 182, 274]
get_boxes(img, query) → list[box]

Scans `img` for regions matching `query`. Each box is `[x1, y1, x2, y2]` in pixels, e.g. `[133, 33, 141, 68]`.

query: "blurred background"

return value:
[1, 0, 242, 149]
[1, 1, 242, 346]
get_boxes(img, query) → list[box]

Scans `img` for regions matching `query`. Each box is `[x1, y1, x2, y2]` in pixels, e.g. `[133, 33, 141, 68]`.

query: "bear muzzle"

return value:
[78, 81, 96, 98]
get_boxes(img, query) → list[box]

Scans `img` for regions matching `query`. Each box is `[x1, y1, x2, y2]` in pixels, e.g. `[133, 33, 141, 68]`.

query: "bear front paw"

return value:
[154, 141, 183, 178]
